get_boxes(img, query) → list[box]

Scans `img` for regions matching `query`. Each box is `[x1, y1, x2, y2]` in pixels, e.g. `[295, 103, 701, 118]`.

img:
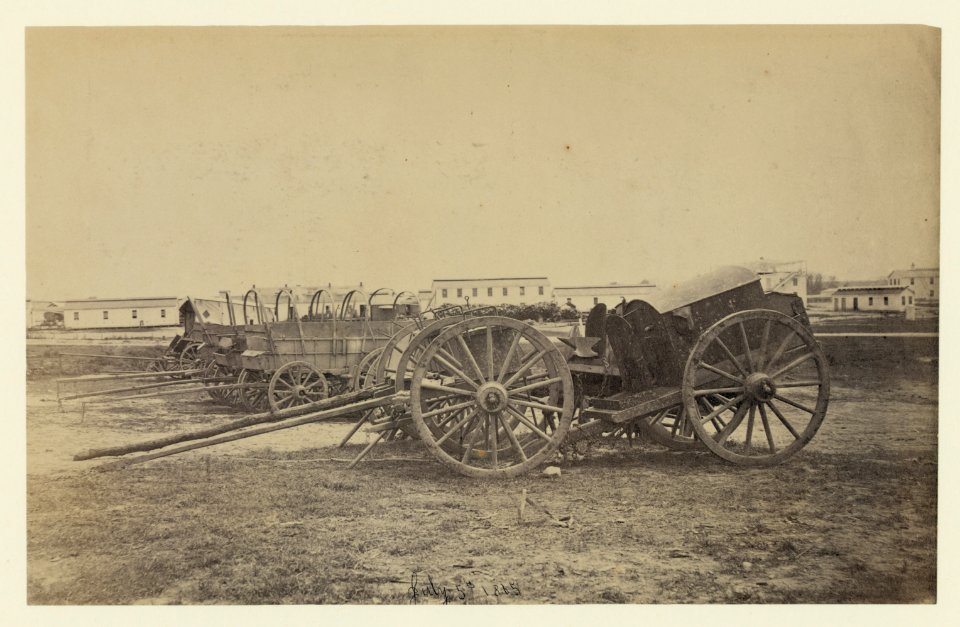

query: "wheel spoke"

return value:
[758, 401, 777, 453]
[507, 376, 562, 397]
[697, 361, 744, 385]
[486, 326, 495, 381]
[456, 335, 487, 383]
[505, 405, 553, 443]
[764, 329, 797, 374]
[421, 398, 476, 420]
[772, 393, 816, 415]
[715, 337, 747, 377]
[693, 386, 743, 397]
[460, 419, 484, 463]
[489, 413, 499, 468]
[418, 380, 477, 397]
[431, 353, 482, 390]
[503, 349, 549, 388]
[766, 400, 802, 440]
[497, 330, 522, 383]
[768, 352, 816, 381]
[497, 412, 528, 461]
[510, 398, 564, 414]
[435, 408, 479, 446]
[716, 400, 750, 445]
[698, 393, 745, 425]
[739, 322, 755, 371]
[756, 320, 772, 370]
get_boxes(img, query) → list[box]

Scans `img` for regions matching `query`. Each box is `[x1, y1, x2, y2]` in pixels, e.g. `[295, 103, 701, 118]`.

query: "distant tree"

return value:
[807, 272, 824, 295]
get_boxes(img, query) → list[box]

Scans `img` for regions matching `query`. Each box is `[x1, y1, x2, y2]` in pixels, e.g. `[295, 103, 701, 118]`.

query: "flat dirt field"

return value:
[25, 341, 938, 605]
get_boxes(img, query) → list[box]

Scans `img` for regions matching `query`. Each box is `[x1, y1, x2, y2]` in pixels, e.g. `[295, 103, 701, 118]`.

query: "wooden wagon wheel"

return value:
[202, 361, 229, 402]
[681, 309, 830, 466]
[410, 316, 574, 478]
[639, 403, 705, 451]
[238, 369, 270, 412]
[267, 361, 330, 412]
[178, 342, 205, 373]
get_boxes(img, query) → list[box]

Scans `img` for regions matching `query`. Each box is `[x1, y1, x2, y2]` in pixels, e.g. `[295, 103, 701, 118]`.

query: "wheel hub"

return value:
[476, 382, 509, 413]
[292, 384, 307, 398]
[744, 372, 777, 402]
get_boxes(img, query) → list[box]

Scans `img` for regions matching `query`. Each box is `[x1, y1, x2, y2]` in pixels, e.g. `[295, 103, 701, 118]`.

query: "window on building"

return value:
[131, 310, 137, 319]
[519, 286, 525, 296]
[441, 288, 448, 298]
[472, 288, 478, 297]
[73, 312, 79, 321]
[538, 286, 544, 296]
[868, 297, 873, 306]
[910, 278, 915, 285]
[487, 287, 493, 297]
[901, 296, 906, 306]
[593, 297, 599, 305]
[884, 297, 889, 306]
[930, 290, 934, 298]
[103, 311, 109, 320]
[792, 277, 798, 286]
[502, 287, 508, 296]
[909, 296, 913, 304]
[930, 277, 935, 285]
[456, 288, 462, 298]
[161, 309, 166, 318]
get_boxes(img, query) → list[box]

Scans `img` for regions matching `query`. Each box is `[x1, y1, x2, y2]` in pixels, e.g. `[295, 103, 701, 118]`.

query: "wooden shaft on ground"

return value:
[94, 392, 408, 471]
[59, 376, 233, 401]
[57, 369, 203, 383]
[74, 384, 396, 461]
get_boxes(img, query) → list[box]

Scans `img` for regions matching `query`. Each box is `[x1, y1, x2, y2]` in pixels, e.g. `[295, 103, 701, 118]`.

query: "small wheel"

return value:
[202, 361, 228, 402]
[178, 343, 205, 373]
[238, 369, 270, 412]
[681, 310, 830, 466]
[410, 316, 574, 478]
[268, 361, 330, 412]
[639, 403, 705, 451]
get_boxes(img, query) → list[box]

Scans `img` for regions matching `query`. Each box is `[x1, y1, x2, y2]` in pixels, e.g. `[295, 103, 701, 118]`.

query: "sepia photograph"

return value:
[12, 3, 952, 618]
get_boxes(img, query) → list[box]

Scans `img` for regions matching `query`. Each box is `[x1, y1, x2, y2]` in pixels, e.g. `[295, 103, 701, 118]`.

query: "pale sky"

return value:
[26, 25, 940, 301]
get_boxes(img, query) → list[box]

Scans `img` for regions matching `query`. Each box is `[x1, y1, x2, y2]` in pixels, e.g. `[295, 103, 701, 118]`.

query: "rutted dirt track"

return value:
[26, 344, 937, 604]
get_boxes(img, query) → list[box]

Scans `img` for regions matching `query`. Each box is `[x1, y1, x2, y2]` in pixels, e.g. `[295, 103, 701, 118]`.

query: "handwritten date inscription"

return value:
[408, 572, 521, 604]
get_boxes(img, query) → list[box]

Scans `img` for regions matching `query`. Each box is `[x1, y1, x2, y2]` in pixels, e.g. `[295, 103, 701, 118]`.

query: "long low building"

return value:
[831, 286, 915, 313]
[63, 297, 182, 329]
[430, 277, 552, 307]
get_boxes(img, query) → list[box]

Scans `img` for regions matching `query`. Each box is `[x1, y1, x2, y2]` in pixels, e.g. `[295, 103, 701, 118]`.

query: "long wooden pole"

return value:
[94, 392, 408, 471]
[74, 384, 396, 461]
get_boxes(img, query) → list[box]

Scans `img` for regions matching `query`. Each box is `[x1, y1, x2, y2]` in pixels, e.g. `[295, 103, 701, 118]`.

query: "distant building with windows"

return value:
[743, 259, 808, 305]
[429, 277, 552, 307]
[63, 297, 181, 329]
[831, 286, 915, 313]
[888, 265, 938, 302]
[553, 283, 656, 313]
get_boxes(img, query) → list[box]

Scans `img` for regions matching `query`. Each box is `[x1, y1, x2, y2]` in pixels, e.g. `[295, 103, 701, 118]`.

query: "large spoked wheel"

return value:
[681, 310, 830, 466]
[639, 403, 705, 451]
[268, 361, 330, 412]
[238, 369, 270, 413]
[410, 316, 574, 478]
